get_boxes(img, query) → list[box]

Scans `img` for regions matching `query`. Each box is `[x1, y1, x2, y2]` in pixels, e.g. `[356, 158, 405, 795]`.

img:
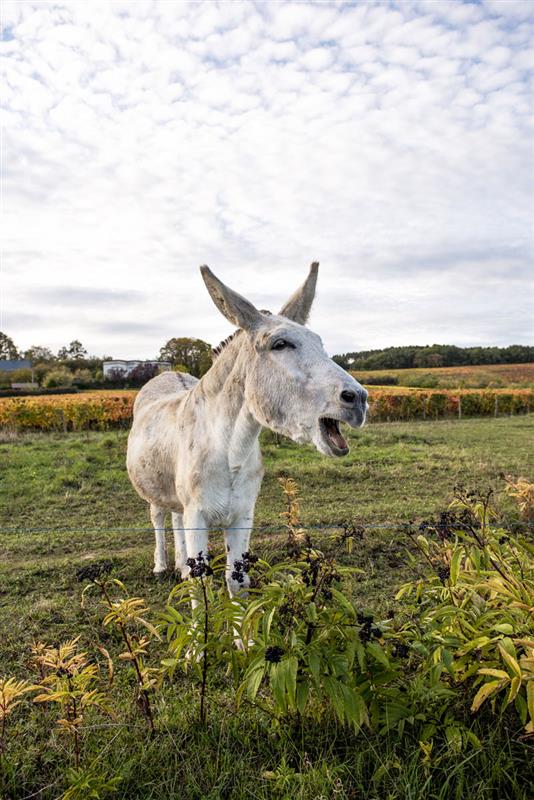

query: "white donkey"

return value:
[127, 263, 368, 596]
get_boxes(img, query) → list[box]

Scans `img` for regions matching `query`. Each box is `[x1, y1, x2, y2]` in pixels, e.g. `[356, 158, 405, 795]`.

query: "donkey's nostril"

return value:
[341, 390, 357, 404]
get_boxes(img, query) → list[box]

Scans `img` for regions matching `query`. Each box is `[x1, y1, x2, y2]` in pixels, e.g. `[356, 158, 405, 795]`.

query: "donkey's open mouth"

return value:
[319, 417, 349, 456]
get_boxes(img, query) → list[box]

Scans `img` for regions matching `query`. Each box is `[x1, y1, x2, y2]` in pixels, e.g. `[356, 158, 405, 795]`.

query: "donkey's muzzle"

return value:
[340, 387, 368, 426]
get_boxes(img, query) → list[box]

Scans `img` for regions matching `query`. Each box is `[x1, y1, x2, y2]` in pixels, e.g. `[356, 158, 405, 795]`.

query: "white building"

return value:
[103, 360, 171, 378]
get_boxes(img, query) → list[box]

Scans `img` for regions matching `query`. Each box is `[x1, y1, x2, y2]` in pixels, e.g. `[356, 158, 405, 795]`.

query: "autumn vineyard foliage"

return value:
[0, 387, 533, 431]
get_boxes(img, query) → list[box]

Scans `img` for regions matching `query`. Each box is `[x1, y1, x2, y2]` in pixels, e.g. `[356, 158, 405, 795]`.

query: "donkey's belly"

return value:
[127, 429, 183, 511]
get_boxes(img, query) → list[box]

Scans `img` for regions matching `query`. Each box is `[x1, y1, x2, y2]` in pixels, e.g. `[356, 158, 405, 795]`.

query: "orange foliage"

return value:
[0, 387, 532, 431]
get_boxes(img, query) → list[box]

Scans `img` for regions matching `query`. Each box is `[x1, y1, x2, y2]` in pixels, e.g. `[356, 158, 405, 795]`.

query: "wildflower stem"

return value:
[96, 580, 155, 734]
[199, 576, 209, 725]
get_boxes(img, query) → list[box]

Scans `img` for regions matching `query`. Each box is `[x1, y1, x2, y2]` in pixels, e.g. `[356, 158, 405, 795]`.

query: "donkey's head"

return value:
[200, 263, 368, 457]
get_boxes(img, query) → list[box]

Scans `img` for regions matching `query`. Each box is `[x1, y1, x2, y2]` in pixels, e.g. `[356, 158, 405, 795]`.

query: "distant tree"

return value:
[335, 344, 534, 371]
[23, 345, 55, 363]
[127, 363, 160, 387]
[104, 367, 126, 387]
[32, 362, 53, 386]
[57, 340, 87, 360]
[159, 337, 212, 377]
[0, 332, 19, 360]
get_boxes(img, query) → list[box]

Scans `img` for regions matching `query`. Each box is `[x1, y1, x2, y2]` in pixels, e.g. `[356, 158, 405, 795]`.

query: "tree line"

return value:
[332, 344, 534, 371]
[0, 332, 213, 390]
[2, 331, 533, 391]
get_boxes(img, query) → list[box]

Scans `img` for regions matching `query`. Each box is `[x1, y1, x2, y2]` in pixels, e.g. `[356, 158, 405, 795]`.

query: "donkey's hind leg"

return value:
[150, 504, 167, 575]
[171, 511, 188, 578]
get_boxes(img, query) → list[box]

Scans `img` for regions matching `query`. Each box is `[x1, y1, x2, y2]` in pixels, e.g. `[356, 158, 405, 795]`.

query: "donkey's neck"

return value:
[193, 336, 261, 469]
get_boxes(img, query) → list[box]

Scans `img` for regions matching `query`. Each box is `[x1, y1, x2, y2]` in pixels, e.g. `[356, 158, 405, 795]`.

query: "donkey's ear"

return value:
[279, 262, 319, 324]
[200, 266, 263, 330]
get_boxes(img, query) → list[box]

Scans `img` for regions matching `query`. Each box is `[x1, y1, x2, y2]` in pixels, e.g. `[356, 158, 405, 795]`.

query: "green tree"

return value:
[57, 340, 88, 360]
[0, 332, 19, 360]
[23, 345, 55, 363]
[159, 337, 212, 377]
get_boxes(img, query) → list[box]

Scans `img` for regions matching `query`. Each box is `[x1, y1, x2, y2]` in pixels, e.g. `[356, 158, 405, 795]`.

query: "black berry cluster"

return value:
[264, 645, 284, 663]
[436, 564, 450, 584]
[301, 550, 340, 600]
[392, 642, 410, 659]
[76, 560, 114, 583]
[186, 551, 213, 578]
[357, 612, 381, 643]
[419, 507, 476, 541]
[278, 597, 304, 625]
[231, 551, 258, 584]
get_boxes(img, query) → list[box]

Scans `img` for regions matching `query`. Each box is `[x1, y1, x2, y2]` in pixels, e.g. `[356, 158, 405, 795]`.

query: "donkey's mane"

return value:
[212, 330, 241, 360]
[211, 310, 272, 361]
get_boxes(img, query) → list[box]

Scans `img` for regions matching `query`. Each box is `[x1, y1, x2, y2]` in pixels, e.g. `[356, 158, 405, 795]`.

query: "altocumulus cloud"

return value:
[1, 0, 533, 358]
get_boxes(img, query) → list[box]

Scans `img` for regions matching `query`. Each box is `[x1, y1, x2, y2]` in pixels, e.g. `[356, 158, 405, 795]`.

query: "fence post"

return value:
[458, 398, 462, 420]
[494, 396, 499, 418]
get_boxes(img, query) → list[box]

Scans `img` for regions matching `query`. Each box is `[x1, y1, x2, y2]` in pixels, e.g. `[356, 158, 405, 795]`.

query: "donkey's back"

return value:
[133, 370, 198, 416]
[128, 370, 199, 511]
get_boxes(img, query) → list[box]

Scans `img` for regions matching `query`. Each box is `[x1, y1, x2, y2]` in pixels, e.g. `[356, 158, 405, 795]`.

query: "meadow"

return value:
[0, 417, 533, 798]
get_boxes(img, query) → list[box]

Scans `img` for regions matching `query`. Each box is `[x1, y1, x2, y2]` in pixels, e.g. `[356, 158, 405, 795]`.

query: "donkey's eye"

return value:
[271, 339, 294, 351]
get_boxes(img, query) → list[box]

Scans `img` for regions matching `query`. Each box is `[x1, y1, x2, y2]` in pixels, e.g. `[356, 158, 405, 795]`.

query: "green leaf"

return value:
[296, 681, 309, 714]
[498, 642, 521, 679]
[340, 684, 367, 729]
[307, 650, 321, 685]
[242, 665, 265, 702]
[450, 547, 463, 586]
[471, 680, 503, 713]
[515, 692, 527, 725]
[323, 676, 346, 724]
[445, 725, 463, 753]
[505, 676, 521, 707]
[493, 623, 514, 635]
[269, 663, 287, 712]
[366, 642, 389, 668]
[262, 607, 276, 641]
[330, 587, 357, 618]
[527, 679, 534, 723]
[284, 656, 298, 708]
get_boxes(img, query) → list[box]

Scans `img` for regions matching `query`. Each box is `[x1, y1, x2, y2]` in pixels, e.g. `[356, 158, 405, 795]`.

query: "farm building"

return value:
[103, 359, 171, 378]
[0, 359, 32, 372]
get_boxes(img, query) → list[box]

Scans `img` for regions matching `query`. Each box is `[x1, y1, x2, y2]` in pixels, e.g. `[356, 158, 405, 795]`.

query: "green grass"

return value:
[0, 417, 533, 798]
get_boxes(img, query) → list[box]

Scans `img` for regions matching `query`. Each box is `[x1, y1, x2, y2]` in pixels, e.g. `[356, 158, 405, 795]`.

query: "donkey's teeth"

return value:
[321, 417, 348, 453]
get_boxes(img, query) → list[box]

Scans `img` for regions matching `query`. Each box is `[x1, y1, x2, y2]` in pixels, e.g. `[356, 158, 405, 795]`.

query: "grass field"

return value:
[1, 417, 533, 798]
[353, 361, 534, 388]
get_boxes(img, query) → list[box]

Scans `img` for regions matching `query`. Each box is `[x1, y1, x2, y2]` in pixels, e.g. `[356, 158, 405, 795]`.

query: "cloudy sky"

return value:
[2, 0, 533, 360]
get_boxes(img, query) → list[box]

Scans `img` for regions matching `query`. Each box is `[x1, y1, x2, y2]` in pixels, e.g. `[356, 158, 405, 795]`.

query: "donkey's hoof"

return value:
[153, 570, 167, 581]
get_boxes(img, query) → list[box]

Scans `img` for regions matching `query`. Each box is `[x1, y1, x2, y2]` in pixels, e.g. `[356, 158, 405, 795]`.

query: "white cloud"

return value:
[2, 0, 533, 358]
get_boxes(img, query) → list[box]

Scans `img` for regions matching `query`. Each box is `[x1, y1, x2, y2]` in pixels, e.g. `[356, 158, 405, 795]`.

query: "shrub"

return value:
[43, 368, 74, 388]
[362, 374, 399, 386]
[8, 368, 34, 384]
[72, 369, 95, 388]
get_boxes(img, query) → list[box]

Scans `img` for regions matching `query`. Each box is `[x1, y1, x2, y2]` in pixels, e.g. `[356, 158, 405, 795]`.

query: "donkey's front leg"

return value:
[171, 511, 188, 578]
[150, 504, 167, 576]
[224, 516, 253, 597]
[182, 508, 209, 610]
[224, 517, 253, 651]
